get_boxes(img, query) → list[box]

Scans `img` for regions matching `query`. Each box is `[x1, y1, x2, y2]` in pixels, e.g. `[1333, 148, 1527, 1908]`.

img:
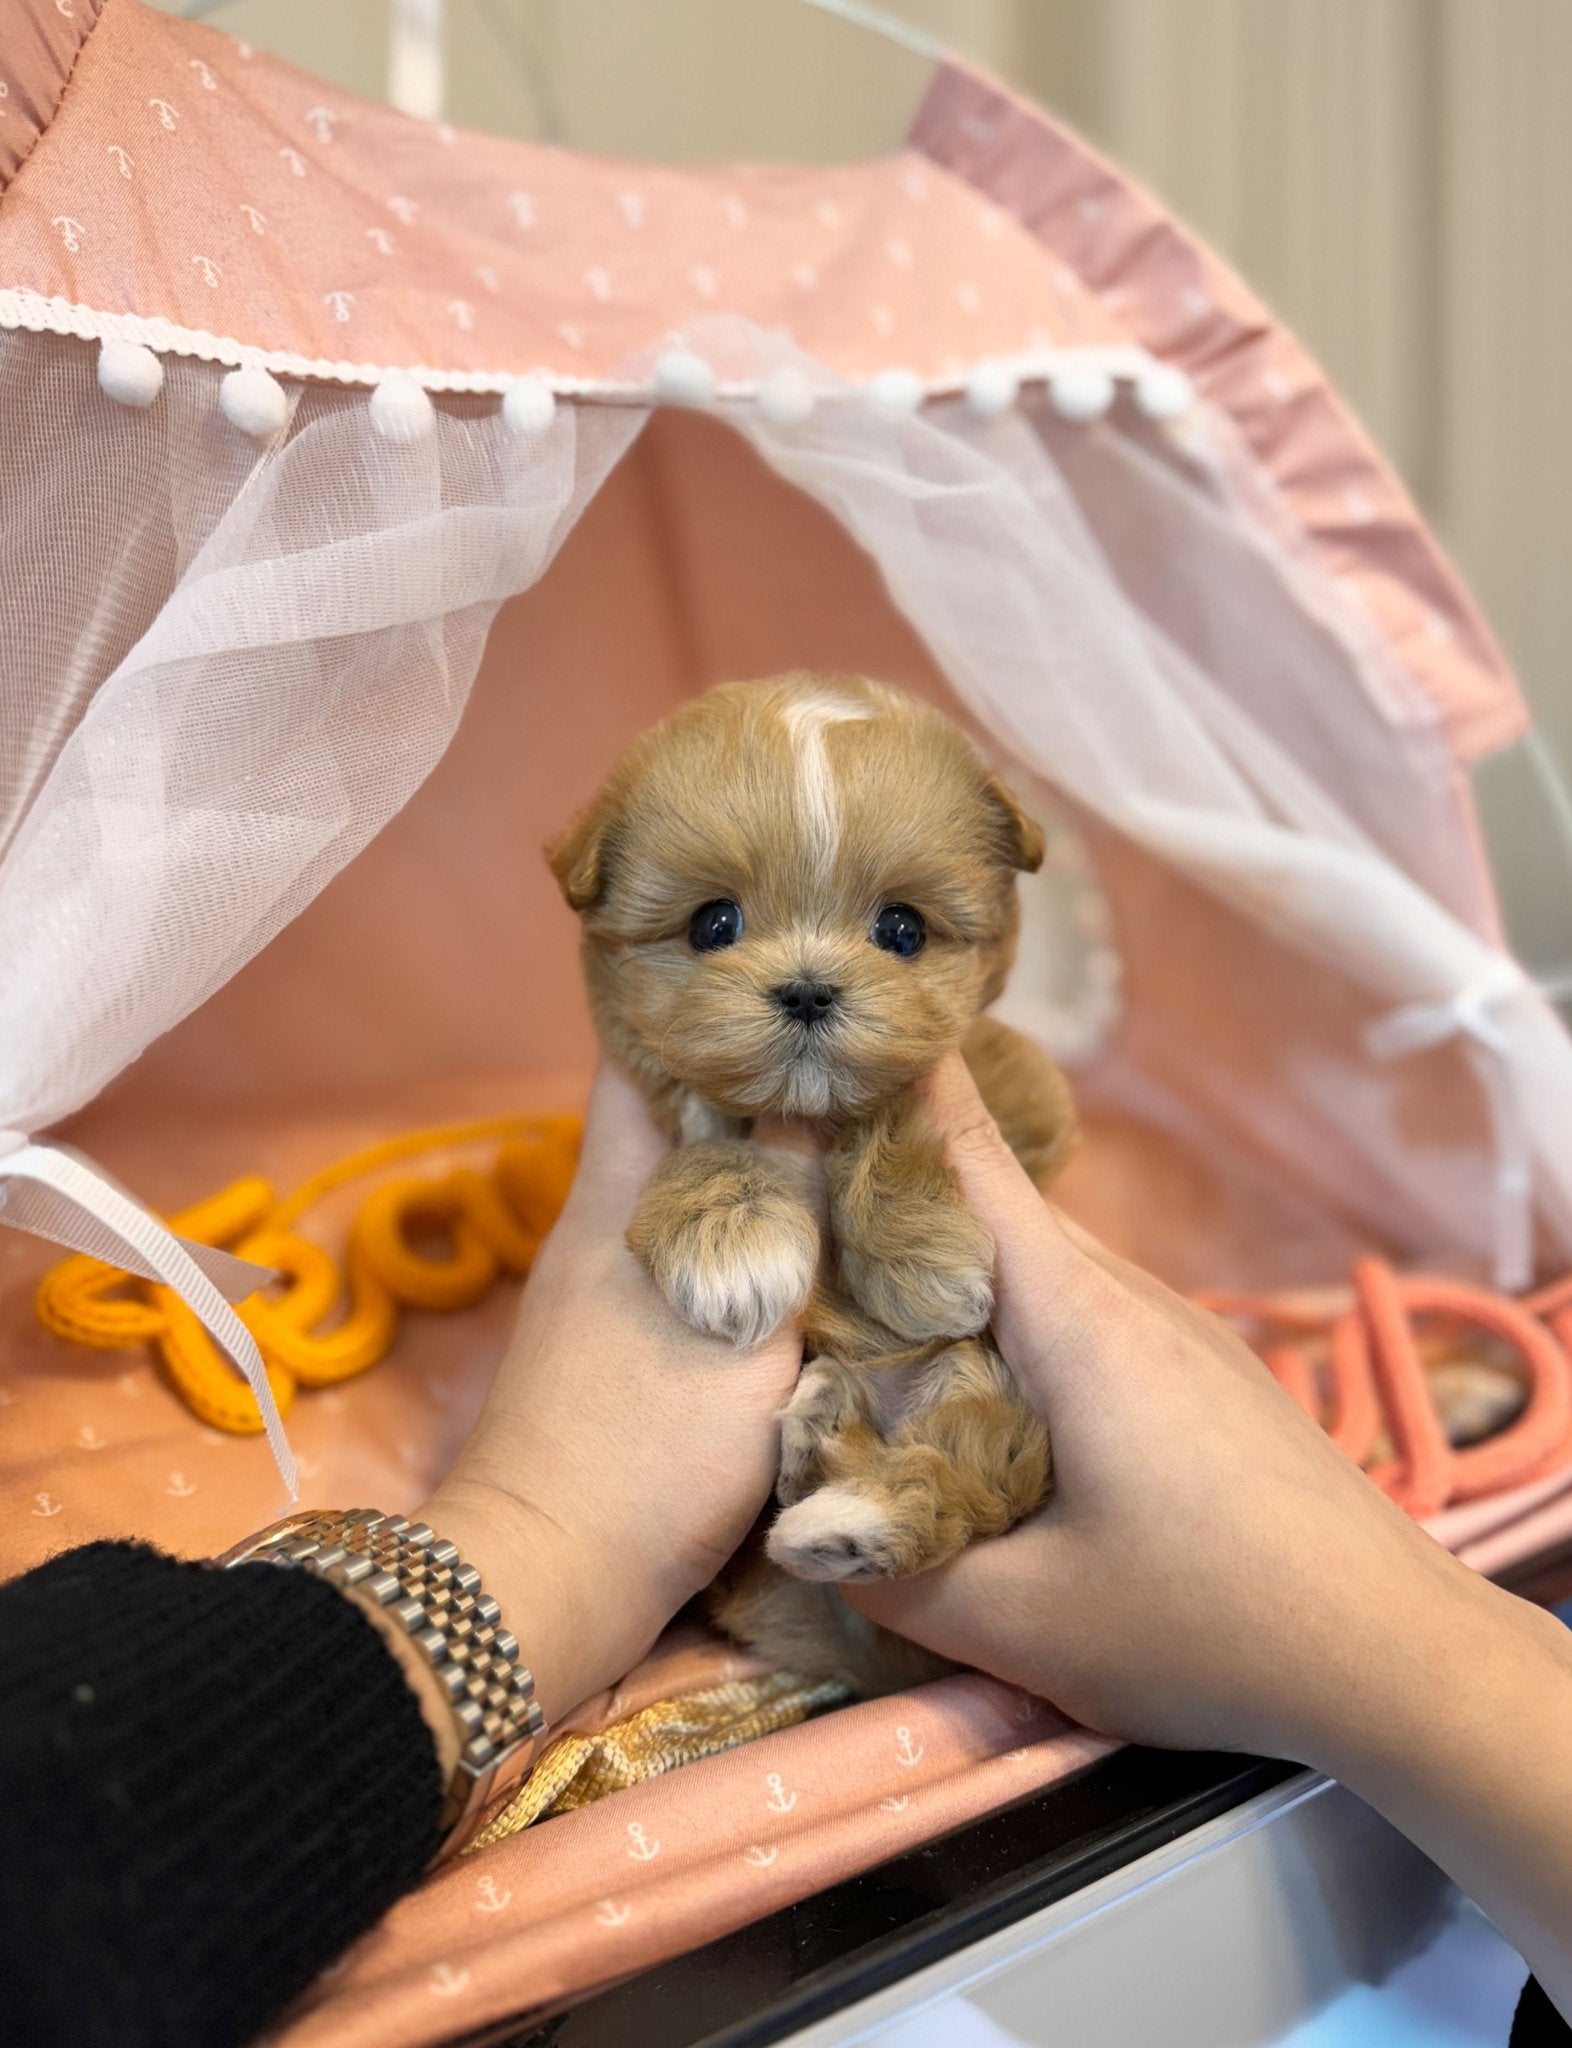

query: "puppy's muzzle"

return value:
[774, 979, 839, 1029]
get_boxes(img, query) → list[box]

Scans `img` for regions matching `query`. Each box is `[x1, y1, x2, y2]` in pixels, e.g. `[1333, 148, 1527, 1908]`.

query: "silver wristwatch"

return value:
[220, 1507, 546, 1858]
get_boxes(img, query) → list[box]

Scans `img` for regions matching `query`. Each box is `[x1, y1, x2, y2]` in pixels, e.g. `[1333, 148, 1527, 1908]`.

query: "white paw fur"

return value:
[661, 1227, 816, 1349]
[767, 1485, 900, 1583]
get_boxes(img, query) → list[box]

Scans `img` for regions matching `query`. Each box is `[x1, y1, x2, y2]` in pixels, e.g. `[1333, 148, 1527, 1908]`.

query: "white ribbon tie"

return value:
[1365, 958, 1533, 1291]
[0, 1132, 296, 1495]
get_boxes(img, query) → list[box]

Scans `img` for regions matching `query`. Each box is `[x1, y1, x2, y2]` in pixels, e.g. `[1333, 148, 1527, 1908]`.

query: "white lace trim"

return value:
[0, 286, 1174, 400]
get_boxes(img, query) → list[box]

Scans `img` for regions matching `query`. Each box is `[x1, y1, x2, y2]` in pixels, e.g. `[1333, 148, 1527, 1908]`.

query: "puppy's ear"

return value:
[547, 794, 615, 912]
[983, 773, 1045, 874]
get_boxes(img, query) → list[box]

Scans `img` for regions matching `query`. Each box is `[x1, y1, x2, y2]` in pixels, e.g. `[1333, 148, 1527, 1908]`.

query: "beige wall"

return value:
[162, 0, 1571, 965]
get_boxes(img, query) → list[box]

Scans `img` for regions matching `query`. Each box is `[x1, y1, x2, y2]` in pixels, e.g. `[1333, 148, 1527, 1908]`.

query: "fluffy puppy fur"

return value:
[548, 674, 1076, 1695]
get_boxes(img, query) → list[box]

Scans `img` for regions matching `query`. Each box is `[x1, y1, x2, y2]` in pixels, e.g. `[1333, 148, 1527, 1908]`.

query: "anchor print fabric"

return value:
[270, 1652, 1112, 2048]
[0, 0, 105, 187]
[0, 1097, 1106, 2048]
[0, 0, 1108, 387]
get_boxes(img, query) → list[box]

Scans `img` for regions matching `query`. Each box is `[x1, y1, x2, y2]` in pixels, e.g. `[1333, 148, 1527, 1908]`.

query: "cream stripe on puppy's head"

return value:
[777, 683, 875, 880]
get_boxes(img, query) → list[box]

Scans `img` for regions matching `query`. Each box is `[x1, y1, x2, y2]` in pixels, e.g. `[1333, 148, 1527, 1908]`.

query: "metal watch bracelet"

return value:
[220, 1508, 546, 1858]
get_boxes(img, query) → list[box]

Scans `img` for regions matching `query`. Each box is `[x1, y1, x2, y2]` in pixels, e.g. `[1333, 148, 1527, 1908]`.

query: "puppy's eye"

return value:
[689, 899, 744, 952]
[871, 903, 926, 958]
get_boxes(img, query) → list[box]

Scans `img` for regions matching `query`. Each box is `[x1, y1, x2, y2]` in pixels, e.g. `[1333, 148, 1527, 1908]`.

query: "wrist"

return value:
[221, 1507, 549, 1857]
[1321, 1575, 1572, 2003]
[417, 1472, 656, 1727]
[1313, 1564, 1572, 1796]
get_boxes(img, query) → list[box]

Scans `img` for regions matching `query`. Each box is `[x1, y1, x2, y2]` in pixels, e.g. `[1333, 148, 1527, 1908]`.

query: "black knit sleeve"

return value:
[1513, 1973, 1572, 2044]
[0, 1539, 444, 2048]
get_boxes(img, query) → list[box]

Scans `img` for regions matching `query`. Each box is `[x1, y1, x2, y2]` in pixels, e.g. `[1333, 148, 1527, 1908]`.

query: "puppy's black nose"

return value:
[775, 980, 839, 1027]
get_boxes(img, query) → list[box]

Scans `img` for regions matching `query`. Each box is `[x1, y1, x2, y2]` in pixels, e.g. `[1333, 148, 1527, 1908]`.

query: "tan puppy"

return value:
[549, 674, 1076, 1693]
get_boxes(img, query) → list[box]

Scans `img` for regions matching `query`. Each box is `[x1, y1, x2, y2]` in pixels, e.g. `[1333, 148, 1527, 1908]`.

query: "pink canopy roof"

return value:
[0, 0, 1523, 765]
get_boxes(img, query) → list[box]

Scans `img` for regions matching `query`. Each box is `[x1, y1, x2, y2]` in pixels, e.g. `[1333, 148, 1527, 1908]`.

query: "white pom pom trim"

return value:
[652, 349, 717, 408]
[98, 340, 164, 409]
[756, 366, 816, 426]
[503, 375, 556, 436]
[219, 366, 288, 438]
[1133, 363, 1195, 421]
[964, 360, 1019, 420]
[369, 373, 435, 442]
[865, 367, 924, 420]
[1048, 366, 1115, 423]
[70, 344, 1182, 445]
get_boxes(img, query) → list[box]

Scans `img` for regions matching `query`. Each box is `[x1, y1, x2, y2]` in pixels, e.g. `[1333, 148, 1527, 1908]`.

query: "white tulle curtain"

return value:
[0, 329, 639, 1484]
[0, 332, 641, 1133]
[4, 313, 1572, 1489]
[717, 325, 1572, 1279]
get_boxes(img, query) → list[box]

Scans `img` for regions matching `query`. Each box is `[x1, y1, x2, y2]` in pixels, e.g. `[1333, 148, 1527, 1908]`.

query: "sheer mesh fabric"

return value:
[0, 330, 639, 1132]
[4, 317, 1569, 1282]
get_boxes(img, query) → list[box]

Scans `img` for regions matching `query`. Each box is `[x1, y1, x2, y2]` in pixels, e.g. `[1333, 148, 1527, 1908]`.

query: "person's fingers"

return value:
[918, 1052, 1123, 1385]
[842, 1523, 1079, 1699]
[561, 1062, 671, 1232]
[920, 1053, 1087, 1271]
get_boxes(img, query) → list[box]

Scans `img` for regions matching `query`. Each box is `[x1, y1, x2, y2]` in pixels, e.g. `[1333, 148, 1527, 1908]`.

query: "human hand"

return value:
[420, 1065, 813, 1726]
[843, 1052, 1557, 1777]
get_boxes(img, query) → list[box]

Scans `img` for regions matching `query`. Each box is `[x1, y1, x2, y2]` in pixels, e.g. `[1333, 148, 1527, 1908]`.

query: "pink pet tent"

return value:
[3, 2, 1571, 2036]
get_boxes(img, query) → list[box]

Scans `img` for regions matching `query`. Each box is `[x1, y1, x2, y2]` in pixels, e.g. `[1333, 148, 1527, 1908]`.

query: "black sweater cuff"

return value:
[0, 1538, 444, 2048]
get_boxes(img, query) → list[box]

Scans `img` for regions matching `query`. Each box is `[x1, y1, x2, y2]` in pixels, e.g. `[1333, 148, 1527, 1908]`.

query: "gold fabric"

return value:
[467, 1668, 849, 1848]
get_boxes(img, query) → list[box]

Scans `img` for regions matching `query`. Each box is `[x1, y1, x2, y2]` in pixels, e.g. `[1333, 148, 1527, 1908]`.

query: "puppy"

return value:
[548, 674, 1076, 1694]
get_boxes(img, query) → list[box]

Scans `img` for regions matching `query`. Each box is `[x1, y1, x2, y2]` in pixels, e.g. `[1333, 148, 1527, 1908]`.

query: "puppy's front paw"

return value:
[766, 1485, 903, 1583]
[839, 1201, 994, 1343]
[628, 1145, 818, 1348]
[661, 1219, 817, 1347]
